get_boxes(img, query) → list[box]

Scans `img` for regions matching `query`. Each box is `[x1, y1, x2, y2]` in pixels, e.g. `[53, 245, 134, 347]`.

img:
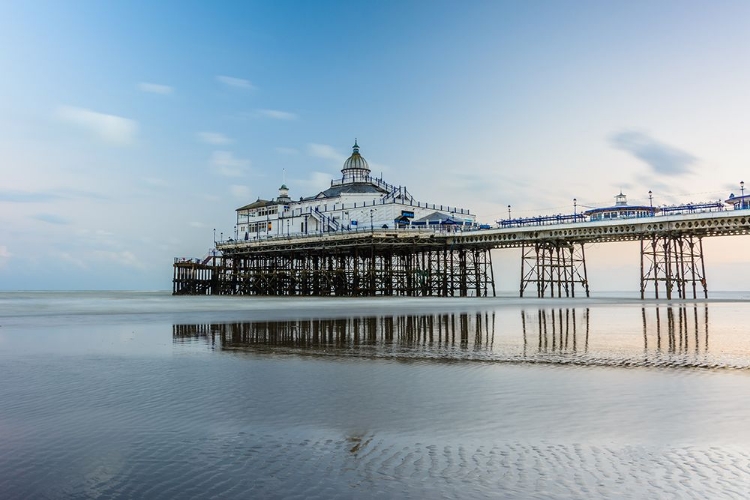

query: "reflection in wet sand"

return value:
[174, 312, 496, 352]
[643, 305, 709, 354]
[173, 303, 750, 369]
[522, 308, 589, 355]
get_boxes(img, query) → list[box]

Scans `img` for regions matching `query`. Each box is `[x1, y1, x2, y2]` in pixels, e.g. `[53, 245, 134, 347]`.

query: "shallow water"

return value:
[1, 292, 750, 498]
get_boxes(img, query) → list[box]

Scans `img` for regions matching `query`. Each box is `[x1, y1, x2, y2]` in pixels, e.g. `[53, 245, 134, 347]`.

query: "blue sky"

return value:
[2, 1, 750, 291]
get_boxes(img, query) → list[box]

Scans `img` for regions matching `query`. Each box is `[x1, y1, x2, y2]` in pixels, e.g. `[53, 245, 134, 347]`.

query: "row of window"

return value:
[240, 222, 273, 233]
[241, 206, 279, 218]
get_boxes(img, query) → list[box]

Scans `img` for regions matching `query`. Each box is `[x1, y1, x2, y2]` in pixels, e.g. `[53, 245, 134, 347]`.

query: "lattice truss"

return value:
[174, 245, 497, 297]
[640, 235, 707, 299]
[519, 242, 590, 298]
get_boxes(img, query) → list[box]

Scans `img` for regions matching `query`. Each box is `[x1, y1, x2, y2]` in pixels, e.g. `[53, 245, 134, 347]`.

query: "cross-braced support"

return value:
[640, 235, 707, 299]
[174, 243, 496, 297]
[519, 242, 590, 298]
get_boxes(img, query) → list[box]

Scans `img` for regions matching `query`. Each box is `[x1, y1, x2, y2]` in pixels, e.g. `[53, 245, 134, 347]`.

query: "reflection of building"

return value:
[234, 141, 476, 240]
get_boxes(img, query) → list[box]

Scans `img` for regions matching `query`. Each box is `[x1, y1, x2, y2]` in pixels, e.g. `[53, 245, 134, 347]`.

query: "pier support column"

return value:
[519, 241, 589, 298]
[640, 234, 707, 299]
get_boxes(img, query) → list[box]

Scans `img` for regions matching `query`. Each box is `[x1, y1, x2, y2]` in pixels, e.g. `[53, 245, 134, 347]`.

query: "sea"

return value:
[1, 291, 750, 499]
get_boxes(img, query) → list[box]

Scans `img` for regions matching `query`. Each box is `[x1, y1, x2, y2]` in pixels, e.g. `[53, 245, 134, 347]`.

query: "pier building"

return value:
[725, 181, 750, 210]
[234, 141, 475, 241]
[583, 192, 656, 221]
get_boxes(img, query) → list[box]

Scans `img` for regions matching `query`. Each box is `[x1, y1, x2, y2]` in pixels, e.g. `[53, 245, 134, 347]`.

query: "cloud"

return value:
[55, 251, 87, 269]
[610, 131, 696, 176]
[0, 245, 10, 268]
[189, 221, 207, 228]
[0, 190, 61, 202]
[275, 147, 299, 155]
[216, 75, 255, 89]
[33, 213, 70, 225]
[294, 171, 334, 194]
[308, 143, 346, 163]
[57, 105, 138, 145]
[258, 109, 298, 121]
[92, 250, 144, 269]
[210, 151, 250, 177]
[0, 188, 108, 203]
[142, 177, 169, 188]
[137, 82, 173, 94]
[230, 185, 251, 199]
[197, 132, 232, 145]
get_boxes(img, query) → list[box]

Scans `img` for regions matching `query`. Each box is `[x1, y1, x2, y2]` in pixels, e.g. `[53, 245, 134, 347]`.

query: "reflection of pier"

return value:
[173, 313, 496, 351]
[642, 306, 709, 354]
[521, 308, 590, 355]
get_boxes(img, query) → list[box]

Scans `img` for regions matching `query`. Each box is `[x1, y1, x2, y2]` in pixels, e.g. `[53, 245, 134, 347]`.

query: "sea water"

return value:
[1, 291, 749, 499]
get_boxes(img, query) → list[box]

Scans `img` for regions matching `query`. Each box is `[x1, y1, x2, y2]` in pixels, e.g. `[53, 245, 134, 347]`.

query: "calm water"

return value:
[1, 292, 750, 499]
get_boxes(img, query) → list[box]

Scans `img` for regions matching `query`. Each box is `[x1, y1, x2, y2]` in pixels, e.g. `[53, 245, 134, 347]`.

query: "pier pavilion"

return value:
[233, 140, 475, 241]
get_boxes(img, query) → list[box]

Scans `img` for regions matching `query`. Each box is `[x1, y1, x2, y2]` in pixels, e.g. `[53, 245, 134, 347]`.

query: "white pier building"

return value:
[233, 141, 475, 240]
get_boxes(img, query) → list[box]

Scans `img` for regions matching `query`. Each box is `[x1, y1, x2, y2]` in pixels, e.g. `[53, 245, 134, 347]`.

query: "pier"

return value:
[174, 206, 750, 299]
[173, 141, 750, 299]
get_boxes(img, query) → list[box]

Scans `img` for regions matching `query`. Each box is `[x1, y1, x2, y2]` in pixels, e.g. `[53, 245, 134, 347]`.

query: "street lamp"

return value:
[741, 181, 745, 209]
[648, 190, 653, 213]
[370, 209, 375, 234]
[573, 198, 577, 219]
[507, 205, 511, 219]
[213, 228, 216, 245]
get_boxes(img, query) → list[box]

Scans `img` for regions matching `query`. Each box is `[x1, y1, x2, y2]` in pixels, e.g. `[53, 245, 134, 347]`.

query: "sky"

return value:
[1, 0, 750, 291]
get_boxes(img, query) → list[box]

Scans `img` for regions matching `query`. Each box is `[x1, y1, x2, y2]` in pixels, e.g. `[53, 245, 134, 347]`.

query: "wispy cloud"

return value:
[189, 221, 207, 228]
[275, 147, 299, 155]
[610, 130, 696, 176]
[55, 251, 87, 269]
[0, 245, 10, 268]
[230, 185, 251, 199]
[33, 213, 70, 225]
[0, 188, 107, 203]
[216, 75, 255, 89]
[57, 105, 138, 145]
[142, 177, 169, 188]
[210, 151, 250, 177]
[92, 250, 144, 269]
[137, 82, 173, 94]
[258, 109, 298, 121]
[0, 190, 61, 203]
[197, 131, 232, 145]
[294, 171, 334, 194]
[308, 143, 346, 163]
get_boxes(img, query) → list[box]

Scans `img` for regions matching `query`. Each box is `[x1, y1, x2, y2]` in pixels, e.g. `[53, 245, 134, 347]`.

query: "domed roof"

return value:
[342, 139, 370, 174]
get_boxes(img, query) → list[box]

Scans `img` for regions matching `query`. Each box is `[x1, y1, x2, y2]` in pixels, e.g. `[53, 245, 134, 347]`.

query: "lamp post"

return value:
[234, 225, 237, 240]
[213, 228, 216, 245]
[648, 190, 653, 214]
[370, 209, 375, 234]
[741, 181, 745, 209]
[573, 198, 577, 220]
[507, 205, 511, 219]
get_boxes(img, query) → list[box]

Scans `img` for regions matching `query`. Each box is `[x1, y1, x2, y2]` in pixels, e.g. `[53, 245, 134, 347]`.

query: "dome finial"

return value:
[353, 138, 359, 154]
